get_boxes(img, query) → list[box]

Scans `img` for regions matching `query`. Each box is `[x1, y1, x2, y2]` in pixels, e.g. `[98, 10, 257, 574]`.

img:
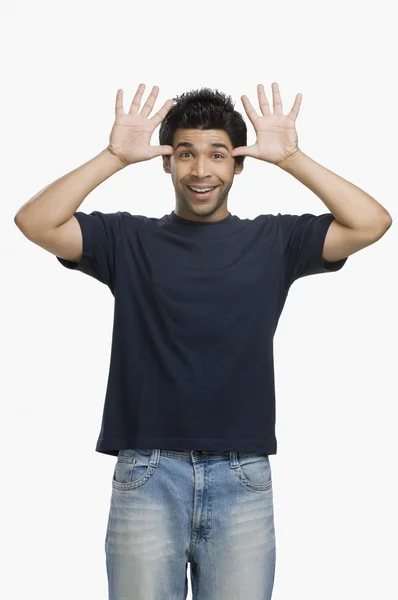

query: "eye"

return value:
[179, 152, 224, 158]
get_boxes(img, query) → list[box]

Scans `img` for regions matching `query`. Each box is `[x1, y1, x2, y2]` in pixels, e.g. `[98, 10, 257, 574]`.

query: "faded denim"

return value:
[105, 448, 276, 599]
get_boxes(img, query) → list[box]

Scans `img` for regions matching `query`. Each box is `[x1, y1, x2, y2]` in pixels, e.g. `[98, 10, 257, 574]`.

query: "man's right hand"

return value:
[107, 83, 174, 167]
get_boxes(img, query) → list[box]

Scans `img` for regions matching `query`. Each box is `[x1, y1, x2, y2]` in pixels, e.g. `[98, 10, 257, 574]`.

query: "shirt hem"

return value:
[95, 436, 277, 457]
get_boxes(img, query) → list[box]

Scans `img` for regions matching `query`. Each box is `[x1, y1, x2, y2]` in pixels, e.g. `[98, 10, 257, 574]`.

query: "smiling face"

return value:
[162, 128, 244, 222]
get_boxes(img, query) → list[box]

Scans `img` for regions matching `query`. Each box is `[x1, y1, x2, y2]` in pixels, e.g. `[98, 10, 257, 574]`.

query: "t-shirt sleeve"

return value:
[56, 210, 121, 291]
[279, 212, 348, 288]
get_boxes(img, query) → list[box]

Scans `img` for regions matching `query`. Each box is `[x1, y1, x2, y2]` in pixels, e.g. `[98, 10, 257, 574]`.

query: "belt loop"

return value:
[230, 451, 239, 469]
[149, 449, 160, 467]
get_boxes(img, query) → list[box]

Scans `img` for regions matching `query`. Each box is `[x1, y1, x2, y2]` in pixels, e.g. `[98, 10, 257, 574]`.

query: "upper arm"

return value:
[280, 212, 349, 287]
[17, 210, 123, 291]
[20, 215, 83, 263]
[322, 218, 391, 263]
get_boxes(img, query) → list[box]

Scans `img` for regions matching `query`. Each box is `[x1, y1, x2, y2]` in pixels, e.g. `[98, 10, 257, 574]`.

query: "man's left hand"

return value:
[231, 82, 302, 167]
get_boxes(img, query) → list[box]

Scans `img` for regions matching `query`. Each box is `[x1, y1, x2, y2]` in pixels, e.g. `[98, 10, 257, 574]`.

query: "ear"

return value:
[234, 160, 244, 175]
[162, 155, 171, 174]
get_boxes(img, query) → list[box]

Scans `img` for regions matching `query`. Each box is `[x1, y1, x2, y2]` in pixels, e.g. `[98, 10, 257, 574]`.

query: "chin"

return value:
[186, 194, 222, 210]
[190, 202, 220, 216]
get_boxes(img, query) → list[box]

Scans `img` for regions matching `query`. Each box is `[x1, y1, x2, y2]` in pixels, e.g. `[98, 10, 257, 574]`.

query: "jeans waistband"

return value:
[120, 448, 268, 460]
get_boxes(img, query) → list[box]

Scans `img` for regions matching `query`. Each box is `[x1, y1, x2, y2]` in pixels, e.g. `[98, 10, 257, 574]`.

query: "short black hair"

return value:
[159, 87, 247, 167]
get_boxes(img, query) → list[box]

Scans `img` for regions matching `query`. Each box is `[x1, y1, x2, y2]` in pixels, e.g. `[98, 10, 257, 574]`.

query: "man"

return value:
[14, 82, 392, 600]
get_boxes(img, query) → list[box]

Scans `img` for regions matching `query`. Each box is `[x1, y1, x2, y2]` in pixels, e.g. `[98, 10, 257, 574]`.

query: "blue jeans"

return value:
[105, 449, 276, 600]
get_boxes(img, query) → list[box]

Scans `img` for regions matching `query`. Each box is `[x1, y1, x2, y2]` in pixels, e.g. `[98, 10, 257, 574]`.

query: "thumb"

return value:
[232, 145, 258, 158]
[148, 145, 174, 159]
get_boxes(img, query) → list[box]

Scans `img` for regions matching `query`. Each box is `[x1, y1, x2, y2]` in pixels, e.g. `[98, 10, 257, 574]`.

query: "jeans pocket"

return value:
[112, 449, 156, 490]
[113, 456, 135, 485]
[234, 452, 272, 492]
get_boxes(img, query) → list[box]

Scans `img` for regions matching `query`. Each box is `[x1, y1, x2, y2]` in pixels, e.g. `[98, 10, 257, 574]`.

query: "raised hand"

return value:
[107, 84, 174, 166]
[231, 82, 302, 166]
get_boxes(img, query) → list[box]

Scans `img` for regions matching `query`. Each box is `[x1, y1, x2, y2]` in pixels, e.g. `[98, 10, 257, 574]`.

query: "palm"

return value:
[254, 113, 298, 163]
[108, 84, 174, 164]
[110, 114, 153, 157]
[232, 82, 302, 166]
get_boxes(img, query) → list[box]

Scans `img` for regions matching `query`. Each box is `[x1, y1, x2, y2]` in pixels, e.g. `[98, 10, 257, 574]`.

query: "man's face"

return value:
[162, 128, 243, 222]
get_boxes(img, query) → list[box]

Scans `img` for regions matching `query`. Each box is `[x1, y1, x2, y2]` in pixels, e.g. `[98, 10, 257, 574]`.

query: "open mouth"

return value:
[186, 185, 218, 199]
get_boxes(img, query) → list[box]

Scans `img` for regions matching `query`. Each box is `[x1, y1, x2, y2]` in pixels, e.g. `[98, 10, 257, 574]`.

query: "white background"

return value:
[2, 1, 397, 598]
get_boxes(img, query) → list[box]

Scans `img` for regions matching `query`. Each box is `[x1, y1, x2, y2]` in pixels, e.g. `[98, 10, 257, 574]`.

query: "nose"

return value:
[190, 156, 212, 179]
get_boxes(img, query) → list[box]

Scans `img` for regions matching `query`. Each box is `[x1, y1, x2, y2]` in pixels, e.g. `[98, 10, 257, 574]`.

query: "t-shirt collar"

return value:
[168, 210, 233, 225]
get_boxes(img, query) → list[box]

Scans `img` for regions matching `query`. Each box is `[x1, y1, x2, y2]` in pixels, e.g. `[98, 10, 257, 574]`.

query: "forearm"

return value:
[278, 149, 392, 231]
[14, 147, 125, 232]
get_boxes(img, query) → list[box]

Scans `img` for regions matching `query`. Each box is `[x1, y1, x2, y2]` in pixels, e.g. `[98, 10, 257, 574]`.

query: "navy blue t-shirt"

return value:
[57, 209, 348, 456]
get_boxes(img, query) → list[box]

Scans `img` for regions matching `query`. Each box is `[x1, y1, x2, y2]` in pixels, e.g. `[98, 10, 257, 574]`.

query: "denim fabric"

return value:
[105, 448, 276, 599]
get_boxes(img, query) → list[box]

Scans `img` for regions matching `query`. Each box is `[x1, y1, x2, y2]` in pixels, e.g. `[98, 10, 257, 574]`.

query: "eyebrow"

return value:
[174, 141, 230, 153]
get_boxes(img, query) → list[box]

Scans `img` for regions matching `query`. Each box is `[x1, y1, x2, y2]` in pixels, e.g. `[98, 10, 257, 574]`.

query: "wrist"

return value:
[104, 146, 128, 170]
[277, 148, 304, 170]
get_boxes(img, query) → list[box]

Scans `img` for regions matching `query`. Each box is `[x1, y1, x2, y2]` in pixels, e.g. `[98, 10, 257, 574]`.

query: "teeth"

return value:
[189, 187, 214, 192]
